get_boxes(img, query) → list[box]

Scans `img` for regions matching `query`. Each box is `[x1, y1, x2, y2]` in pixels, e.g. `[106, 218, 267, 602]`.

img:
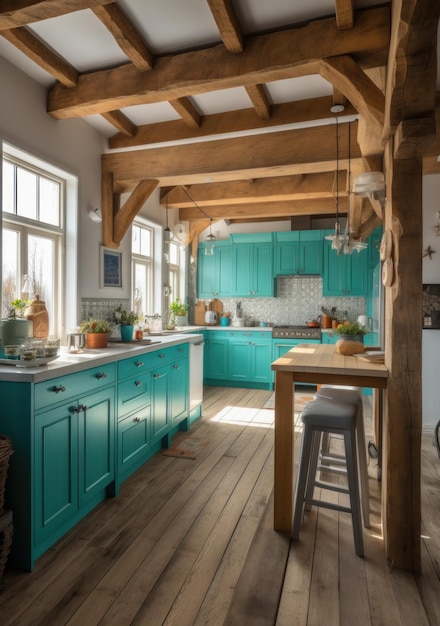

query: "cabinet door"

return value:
[251, 339, 272, 383]
[231, 244, 252, 296]
[301, 239, 323, 274]
[198, 250, 217, 297]
[229, 339, 251, 381]
[253, 243, 274, 296]
[323, 238, 367, 296]
[118, 405, 151, 478]
[151, 365, 169, 444]
[35, 403, 78, 545]
[78, 387, 115, 507]
[345, 249, 368, 295]
[204, 336, 229, 379]
[170, 357, 189, 425]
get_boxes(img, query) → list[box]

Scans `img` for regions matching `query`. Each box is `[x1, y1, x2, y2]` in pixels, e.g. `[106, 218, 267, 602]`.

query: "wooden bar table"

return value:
[271, 343, 388, 532]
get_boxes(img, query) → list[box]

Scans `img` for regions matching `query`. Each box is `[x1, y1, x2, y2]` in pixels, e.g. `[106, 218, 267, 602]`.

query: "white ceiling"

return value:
[0, 0, 391, 141]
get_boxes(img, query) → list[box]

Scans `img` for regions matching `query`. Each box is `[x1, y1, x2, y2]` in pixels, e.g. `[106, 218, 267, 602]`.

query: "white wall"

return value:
[422, 174, 440, 433]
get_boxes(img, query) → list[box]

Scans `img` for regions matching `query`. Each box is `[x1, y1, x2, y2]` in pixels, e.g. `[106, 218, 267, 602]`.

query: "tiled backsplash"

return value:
[80, 297, 130, 324]
[215, 276, 366, 326]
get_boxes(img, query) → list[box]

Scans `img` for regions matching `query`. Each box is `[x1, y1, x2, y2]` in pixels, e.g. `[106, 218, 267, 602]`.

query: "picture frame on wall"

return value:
[100, 246, 123, 289]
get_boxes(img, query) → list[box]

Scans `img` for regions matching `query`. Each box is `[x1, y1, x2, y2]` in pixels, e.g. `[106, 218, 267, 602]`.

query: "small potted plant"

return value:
[10, 298, 30, 318]
[114, 308, 139, 341]
[169, 298, 189, 326]
[333, 321, 367, 343]
[80, 318, 112, 348]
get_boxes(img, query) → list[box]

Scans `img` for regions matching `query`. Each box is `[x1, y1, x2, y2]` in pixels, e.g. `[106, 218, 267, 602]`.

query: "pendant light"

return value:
[205, 218, 216, 256]
[344, 122, 368, 254]
[164, 193, 172, 242]
[325, 117, 344, 255]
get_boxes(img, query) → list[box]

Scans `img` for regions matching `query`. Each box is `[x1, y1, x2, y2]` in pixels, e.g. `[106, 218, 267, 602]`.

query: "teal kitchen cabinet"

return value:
[323, 234, 368, 296]
[198, 240, 232, 297]
[229, 331, 272, 385]
[116, 354, 152, 484]
[274, 230, 323, 275]
[35, 386, 115, 547]
[150, 343, 190, 444]
[230, 242, 274, 297]
[204, 332, 229, 380]
[272, 338, 321, 385]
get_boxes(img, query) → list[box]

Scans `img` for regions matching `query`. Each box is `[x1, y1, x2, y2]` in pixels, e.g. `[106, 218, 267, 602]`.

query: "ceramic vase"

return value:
[175, 315, 187, 327]
[86, 332, 109, 349]
[120, 325, 134, 342]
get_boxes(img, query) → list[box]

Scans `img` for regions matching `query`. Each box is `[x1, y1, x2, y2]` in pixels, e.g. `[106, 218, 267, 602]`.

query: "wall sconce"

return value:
[88, 207, 102, 223]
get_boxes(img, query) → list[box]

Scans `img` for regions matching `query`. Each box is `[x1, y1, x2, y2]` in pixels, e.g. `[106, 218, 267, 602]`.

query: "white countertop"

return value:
[0, 333, 203, 383]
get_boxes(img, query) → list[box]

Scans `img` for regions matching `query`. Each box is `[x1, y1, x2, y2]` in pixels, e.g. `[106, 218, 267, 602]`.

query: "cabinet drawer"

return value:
[118, 372, 150, 417]
[35, 363, 115, 411]
[118, 405, 150, 475]
[151, 343, 188, 367]
[117, 352, 153, 380]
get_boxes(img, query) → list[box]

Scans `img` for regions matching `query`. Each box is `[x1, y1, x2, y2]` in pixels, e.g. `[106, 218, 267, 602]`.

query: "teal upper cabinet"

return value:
[198, 240, 232, 298]
[274, 230, 323, 275]
[323, 232, 368, 296]
[230, 234, 274, 297]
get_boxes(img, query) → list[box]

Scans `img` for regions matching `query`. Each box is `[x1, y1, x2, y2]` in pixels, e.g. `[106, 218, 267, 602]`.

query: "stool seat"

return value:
[292, 397, 364, 557]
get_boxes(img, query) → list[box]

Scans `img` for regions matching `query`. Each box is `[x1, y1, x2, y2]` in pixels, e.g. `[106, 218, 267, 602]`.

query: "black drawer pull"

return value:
[134, 380, 142, 387]
[133, 416, 141, 423]
[53, 385, 66, 393]
[158, 353, 165, 359]
[71, 406, 80, 413]
[96, 372, 107, 379]
[135, 361, 144, 368]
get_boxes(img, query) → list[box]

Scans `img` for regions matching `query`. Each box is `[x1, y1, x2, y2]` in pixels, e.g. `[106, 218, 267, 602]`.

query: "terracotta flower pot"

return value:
[86, 332, 109, 349]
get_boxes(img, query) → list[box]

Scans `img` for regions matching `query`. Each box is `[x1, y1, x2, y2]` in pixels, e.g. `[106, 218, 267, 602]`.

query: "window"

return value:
[169, 239, 183, 301]
[132, 222, 154, 316]
[2, 150, 64, 336]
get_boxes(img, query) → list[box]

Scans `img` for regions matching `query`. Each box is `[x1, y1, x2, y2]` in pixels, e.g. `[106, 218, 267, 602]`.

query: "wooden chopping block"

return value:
[194, 301, 207, 325]
[209, 298, 223, 320]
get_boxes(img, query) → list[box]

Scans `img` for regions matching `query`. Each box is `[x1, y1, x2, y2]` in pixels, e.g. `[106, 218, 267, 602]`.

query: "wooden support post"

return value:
[382, 139, 422, 572]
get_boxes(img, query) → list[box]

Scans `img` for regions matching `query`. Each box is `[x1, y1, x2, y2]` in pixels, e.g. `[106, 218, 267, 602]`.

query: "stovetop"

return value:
[272, 325, 322, 339]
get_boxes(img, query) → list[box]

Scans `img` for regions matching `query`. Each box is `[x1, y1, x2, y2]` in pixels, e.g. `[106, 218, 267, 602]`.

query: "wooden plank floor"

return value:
[0, 385, 439, 625]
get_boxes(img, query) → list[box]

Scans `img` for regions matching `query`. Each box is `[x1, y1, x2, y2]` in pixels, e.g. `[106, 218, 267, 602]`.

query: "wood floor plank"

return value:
[0, 386, 439, 626]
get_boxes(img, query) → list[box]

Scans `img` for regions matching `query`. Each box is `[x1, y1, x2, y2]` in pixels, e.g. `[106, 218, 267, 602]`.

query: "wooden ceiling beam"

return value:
[206, 0, 243, 53]
[104, 122, 362, 192]
[0, 0, 113, 29]
[113, 179, 159, 245]
[47, 6, 390, 119]
[101, 110, 137, 137]
[245, 84, 271, 120]
[92, 3, 154, 72]
[0, 26, 78, 87]
[162, 172, 347, 207]
[109, 95, 356, 149]
[335, 0, 354, 30]
[178, 197, 347, 221]
[169, 98, 201, 128]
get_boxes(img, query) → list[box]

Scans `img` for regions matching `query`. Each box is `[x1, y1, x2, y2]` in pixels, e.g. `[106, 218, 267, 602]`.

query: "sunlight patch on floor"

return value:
[209, 405, 275, 428]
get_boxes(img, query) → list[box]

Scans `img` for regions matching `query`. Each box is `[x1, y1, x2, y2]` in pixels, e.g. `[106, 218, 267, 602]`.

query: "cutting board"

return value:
[209, 298, 223, 320]
[194, 301, 207, 325]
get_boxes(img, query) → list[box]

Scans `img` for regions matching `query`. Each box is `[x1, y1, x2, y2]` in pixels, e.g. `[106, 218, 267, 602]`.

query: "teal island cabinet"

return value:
[204, 329, 272, 389]
[0, 336, 194, 571]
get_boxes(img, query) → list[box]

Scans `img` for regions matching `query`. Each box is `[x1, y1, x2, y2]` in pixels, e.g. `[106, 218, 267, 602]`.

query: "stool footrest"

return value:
[314, 479, 349, 495]
[305, 498, 351, 515]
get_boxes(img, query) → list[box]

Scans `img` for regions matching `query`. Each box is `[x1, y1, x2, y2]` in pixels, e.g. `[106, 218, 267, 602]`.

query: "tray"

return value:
[0, 356, 59, 368]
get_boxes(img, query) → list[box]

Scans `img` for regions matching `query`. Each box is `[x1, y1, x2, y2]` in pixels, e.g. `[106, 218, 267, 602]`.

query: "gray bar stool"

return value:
[292, 396, 364, 557]
[314, 385, 370, 528]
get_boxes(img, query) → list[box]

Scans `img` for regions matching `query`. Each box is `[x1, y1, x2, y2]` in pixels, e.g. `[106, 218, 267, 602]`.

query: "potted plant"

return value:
[169, 298, 189, 326]
[333, 321, 367, 343]
[10, 298, 30, 318]
[114, 308, 139, 341]
[80, 318, 112, 348]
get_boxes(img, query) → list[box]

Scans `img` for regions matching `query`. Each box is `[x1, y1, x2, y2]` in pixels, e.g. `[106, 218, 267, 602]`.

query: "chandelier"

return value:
[325, 119, 367, 255]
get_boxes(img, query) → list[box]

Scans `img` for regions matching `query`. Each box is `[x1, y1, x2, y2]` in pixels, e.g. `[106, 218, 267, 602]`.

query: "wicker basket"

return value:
[0, 435, 13, 517]
[0, 510, 13, 585]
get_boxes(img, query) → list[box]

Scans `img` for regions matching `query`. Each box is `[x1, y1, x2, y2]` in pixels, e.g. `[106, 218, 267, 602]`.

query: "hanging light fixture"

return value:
[205, 218, 216, 256]
[343, 122, 368, 255]
[325, 117, 344, 255]
[164, 193, 172, 242]
[179, 185, 216, 256]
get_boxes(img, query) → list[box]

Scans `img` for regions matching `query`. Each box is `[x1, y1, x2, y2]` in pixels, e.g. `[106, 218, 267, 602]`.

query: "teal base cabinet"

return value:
[272, 338, 321, 386]
[204, 330, 272, 389]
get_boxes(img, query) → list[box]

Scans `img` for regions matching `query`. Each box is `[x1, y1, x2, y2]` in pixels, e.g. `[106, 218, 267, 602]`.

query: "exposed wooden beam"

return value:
[393, 116, 436, 160]
[319, 55, 385, 155]
[0, 26, 78, 87]
[102, 170, 115, 248]
[113, 179, 159, 245]
[169, 98, 201, 128]
[92, 3, 154, 71]
[162, 172, 348, 207]
[206, 0, 243, 53]
[108, 96, 356, 149]
[101, 110, 137, 137]
[0, 0, 113, 29]
[179, 197, 348, 221]
[245, 84, 271, 120]
[47, 7, 390, 120]
[335, 0, 354, 30]
[103, 122, 362, 192]
[383, 0, 440, 141]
